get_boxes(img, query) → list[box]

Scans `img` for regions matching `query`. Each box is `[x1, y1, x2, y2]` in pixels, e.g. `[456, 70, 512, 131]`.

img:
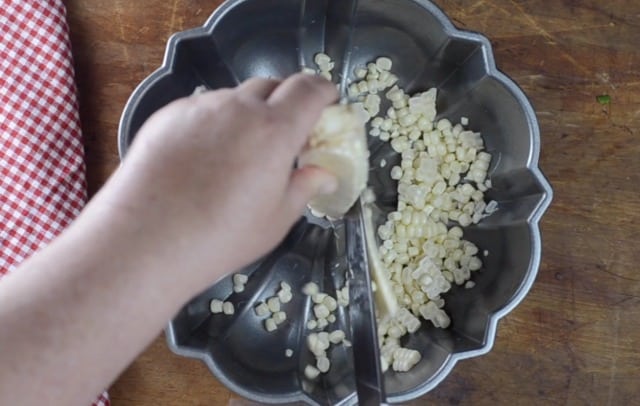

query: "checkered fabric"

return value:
[0, 1, 109, 405]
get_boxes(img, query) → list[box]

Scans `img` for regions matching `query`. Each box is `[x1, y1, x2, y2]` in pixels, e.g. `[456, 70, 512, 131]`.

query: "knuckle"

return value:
[183, 90, 237, 124]
[261, 107, 285, 130]
[245, 76, 275, 87]
[291, 73, 325, 93]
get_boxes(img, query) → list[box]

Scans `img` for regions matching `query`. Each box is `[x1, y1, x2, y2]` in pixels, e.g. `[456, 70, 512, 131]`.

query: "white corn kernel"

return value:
[381, 356, 390, 373]
[357, 81, 369, 93]
[314, 53, 331, 66]
[469, 257, 482, 271]
[303, 282, 319, 296]
[233, 274, 248, 286]
[265, 318, 277, 332]
[371, 117, 384, 127]
[348, 83, 359, 98]
[307, 333, 318, 350]
[392, 348, 421, 372]
[397, 308, 421, 333]
[323, 296, 338, 312]
[317, 332, 330, 347]
[255, 302, 269, 317]
[317, 356, 331, 373]
[273, 311, 287, 325]
[304, 365, 321, 380]
[280, 281, 291, 291]
[376, 57, 393, 71]
[387, 325, 403, 339]
[285, 349, 294, 357]
[209, 299, 224, 314]
[222, 301, 234, 315]
[390, 166, 403, 180]
[458, 213, 472, 227]
[233, 284, 245, 293]
[329, 330, 346, 344]
[314, 304, 330, 319]
[267, 297, 281, 313]
[336, 55, 492, 371]
[317, 318, 329, 329]
[278, 288, 293, 304]
[385, 74, 399, 87]
[381, 118, 393, 131]
[486, 200, 499, 213]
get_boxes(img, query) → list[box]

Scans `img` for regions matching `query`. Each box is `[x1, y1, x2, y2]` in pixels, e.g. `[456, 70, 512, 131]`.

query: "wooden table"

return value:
[64, 0, 640, 404]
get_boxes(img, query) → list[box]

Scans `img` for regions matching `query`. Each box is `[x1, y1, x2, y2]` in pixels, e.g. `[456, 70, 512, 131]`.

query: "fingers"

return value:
[267, 74, 339, 149]
[282, 166, 338, 220]
[237, 77, 281, 99]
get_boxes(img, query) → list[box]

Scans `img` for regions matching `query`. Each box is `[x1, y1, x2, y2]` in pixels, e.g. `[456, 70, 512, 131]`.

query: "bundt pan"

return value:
[117, 0, 553, 404]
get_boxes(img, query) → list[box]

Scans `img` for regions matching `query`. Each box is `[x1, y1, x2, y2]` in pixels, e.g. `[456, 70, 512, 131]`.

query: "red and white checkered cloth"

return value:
[0, 1, 109, 405]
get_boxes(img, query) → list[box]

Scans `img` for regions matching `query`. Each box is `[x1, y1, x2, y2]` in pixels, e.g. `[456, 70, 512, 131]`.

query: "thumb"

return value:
[283, 165, 338, 217]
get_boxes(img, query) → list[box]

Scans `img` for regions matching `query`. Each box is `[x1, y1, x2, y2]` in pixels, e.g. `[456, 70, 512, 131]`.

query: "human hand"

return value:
[97, 74, 339, 287]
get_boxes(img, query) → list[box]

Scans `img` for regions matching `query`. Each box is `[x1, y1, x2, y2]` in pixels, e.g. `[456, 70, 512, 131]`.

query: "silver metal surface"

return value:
[118, 0, 553, 404]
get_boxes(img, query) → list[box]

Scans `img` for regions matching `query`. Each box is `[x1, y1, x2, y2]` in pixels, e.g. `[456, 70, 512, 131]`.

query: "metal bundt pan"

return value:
[118, 0, 553, 404]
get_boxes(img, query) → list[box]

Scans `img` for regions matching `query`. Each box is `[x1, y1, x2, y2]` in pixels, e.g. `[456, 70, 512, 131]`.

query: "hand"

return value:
[0, 75, 339, 406]
[98, 74, 339, 286]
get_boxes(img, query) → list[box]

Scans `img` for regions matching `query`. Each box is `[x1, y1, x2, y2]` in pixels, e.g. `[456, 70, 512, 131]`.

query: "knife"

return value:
[344, 199, 386, 405]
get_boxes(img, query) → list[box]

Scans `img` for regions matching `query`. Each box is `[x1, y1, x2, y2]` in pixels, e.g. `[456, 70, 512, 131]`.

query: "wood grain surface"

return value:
[63, 0, 640, 404]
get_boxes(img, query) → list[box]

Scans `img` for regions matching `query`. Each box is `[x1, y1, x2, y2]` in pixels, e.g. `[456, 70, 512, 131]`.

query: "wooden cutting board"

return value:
[64, 0, 640, 404]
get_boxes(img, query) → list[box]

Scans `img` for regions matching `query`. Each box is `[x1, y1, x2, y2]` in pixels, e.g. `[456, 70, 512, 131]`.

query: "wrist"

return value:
[83, 176, 234, 300]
